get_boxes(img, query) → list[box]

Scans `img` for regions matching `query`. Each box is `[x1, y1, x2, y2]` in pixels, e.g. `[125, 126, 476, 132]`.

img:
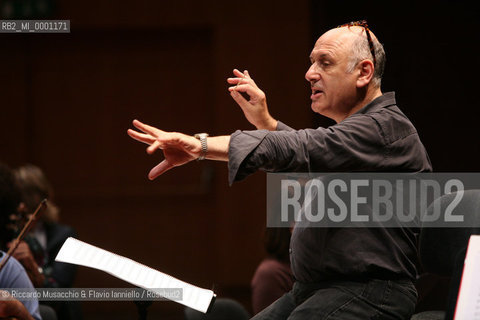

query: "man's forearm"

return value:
[205, 136, 230, 162]
[256, 118, 278, 131]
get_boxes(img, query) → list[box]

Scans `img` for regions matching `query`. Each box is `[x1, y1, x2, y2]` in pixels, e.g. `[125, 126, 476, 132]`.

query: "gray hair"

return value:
[346, 30, 385, 88]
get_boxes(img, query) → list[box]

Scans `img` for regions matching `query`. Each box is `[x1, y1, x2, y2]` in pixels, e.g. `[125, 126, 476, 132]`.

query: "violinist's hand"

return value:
[128, 120, 230, 180]
[6, 241, 44, 287]
[227, 69, 277, 131]
[0, 290, 34, 320]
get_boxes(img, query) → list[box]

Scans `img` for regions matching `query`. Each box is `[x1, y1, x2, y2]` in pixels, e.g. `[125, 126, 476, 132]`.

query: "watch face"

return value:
[195, 133, 209, 139]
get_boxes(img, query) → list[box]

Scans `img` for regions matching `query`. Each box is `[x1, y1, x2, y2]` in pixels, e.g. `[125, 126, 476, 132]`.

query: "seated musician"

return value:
[0, 162, 42, 320]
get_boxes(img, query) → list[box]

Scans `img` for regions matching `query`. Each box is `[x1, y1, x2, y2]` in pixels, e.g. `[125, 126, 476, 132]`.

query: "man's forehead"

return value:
[310, 27, 362, 57]
[310, 38, 343, 59]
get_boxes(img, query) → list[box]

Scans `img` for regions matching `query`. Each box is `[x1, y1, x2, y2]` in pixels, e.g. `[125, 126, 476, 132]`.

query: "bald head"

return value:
[319, 26, 385, 88]
[320, 26, 364, 44]
[305, 24, 385, 122]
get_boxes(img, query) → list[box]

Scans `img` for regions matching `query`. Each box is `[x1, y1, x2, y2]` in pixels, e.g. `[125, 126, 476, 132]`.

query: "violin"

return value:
[0, 200, 47, 273]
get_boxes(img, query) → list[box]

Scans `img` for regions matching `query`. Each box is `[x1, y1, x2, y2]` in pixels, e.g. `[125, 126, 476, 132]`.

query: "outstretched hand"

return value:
[227, 69, 277, 131]
[127, 120, 202, 180]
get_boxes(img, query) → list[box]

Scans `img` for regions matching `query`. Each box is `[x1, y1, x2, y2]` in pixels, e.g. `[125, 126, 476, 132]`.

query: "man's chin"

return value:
[311, 102, 326, 114]
[311, 103, 335, 120]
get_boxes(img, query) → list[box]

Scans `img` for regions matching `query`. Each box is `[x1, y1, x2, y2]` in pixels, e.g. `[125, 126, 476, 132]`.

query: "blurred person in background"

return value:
[251, 227, 293, 314]
[0, 162, 42, 320]
[11, 164, 81, 320]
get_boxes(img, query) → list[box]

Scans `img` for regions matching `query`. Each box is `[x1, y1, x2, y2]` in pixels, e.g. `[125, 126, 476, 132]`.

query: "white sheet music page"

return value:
[55, 237, 215, 313]
[454, 235, 480, 320]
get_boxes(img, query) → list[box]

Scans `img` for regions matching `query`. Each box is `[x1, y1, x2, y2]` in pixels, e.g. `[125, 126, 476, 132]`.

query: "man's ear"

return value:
[356, 59, 375, 88]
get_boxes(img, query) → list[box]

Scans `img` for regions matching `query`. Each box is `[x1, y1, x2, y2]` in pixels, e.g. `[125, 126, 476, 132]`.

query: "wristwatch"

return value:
[194, 133, 209, 160]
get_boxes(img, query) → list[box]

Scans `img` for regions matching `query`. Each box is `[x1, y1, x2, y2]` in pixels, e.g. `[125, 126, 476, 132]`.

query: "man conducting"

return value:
[128, 21, 431, 319]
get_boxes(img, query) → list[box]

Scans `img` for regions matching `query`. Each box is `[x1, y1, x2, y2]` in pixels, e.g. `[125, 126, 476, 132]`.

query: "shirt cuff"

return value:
[276, 121, 294, 131]
[228, 129, 269, 185]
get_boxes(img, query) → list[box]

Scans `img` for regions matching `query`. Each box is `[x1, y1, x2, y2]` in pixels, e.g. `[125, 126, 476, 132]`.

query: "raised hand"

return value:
[227, 69, 277, 131]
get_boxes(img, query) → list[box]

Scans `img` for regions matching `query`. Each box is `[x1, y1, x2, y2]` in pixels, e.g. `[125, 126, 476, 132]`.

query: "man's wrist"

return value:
[194, 133, 209, 160]
[203, 135, 230, 162]
[257, 117, 278, 131]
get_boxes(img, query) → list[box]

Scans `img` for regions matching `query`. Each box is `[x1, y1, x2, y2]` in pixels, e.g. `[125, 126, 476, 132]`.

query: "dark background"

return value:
[0, 0, 478, 319]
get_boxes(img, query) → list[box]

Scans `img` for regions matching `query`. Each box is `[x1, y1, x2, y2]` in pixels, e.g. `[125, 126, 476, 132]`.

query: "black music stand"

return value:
[134, 300, 153, 320]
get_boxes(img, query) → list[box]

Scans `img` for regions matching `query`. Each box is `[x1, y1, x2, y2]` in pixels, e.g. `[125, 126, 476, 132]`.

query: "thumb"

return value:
[148, 160, 173, 180]
[230, 90, 251, 110]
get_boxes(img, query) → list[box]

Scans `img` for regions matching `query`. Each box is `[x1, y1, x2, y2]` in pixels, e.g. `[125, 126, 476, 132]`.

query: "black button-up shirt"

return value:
[228, 92, 432, 281]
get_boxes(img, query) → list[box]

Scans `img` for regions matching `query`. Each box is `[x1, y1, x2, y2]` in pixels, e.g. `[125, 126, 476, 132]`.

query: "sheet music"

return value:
[55, 237, 215, 313]
[454, 235, 480, 320]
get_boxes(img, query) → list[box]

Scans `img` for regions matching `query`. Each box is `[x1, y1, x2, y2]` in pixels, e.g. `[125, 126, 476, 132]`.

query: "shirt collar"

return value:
[354, 91, 396, 116]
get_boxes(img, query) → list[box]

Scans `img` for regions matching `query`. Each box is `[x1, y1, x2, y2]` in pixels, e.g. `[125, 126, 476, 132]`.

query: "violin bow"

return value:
[0, 199, 48, 272]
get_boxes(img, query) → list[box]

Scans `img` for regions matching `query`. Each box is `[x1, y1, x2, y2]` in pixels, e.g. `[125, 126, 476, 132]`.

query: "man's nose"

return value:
[305, 64, 318, 82]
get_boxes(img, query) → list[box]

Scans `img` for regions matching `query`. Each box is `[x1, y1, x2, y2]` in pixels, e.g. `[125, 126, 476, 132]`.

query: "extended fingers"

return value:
[145, 132, 190, 154]
[233, 69, 251, 78]
[147, 140, 161, 154]
[129, 120, 173, 153]
[229, 69, 249, 84]
[233, 68, 245, 78]
[132, 119, 164, 136]
[127, 128, 157, 145]
[228, 69, 258, 89]
[227, 76, 250, 86]
[228, 83, 259, 98]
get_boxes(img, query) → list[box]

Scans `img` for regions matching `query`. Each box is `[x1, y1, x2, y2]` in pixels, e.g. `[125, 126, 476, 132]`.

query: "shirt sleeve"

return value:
[228, 114, 387, 185]
[276, 120, 294, 131]
[1, 257, 42, 320]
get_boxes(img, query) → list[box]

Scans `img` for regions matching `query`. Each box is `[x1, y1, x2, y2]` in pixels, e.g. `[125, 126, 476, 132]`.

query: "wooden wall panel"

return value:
[26, 30, 214, 195]
[0, 38, 29, 163]
[1, 1, 312, 318]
